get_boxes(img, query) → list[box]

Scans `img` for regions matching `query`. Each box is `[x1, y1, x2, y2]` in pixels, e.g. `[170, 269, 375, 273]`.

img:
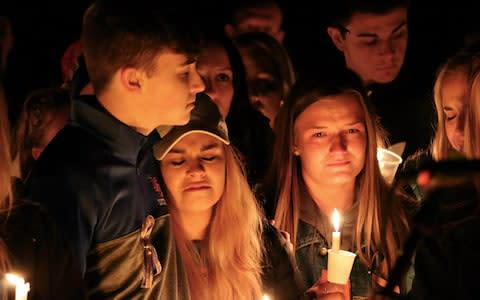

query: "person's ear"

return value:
[224, 23, 235, 38]
[32, 147, 43, 160]
[120, 67, 142, 91]
[327, 26, 346, 52]
[274, 30, 285, 43]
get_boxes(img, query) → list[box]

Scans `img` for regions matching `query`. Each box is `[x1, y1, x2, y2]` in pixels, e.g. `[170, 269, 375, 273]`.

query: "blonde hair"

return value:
[271, 75, 411, 276]
[431, 50, 480, 160]
[464, 67, 480, 158]
[164, 145, 264, 300]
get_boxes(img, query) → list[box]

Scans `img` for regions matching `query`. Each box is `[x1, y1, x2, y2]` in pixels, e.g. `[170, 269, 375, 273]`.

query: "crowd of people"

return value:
[1, 0, 480, 299]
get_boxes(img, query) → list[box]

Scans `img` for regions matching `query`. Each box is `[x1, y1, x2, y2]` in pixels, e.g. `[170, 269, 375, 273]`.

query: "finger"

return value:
[320, 269, 328, 282]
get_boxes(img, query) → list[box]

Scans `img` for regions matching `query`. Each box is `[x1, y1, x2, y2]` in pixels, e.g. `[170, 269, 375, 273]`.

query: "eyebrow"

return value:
[308, 121, 364, 129]
[356, 20, 407, 38]
[181, 57, 197, 66]
[200, 142, 221, 151]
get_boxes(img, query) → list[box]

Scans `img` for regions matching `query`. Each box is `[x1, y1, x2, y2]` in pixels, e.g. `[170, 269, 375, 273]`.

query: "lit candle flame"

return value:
[6, 273, 30, 300]
[262, 294, 271, 300]
[5, 273, 25, 286]
[332, 208, 340, 232]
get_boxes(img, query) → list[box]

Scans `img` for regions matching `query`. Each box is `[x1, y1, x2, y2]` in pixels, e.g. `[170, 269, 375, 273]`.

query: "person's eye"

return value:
[313, 131, 326, 138]
[180, 72, 189, 80]
[445, 114, 456, 121]
[444, 110, 456, 121]
[171, 160, 185, 166]
[217, 73, 231, 82]
[363, 39, 377, 46]
[202, 156, 216, 162]
[345, 128, 360, 134]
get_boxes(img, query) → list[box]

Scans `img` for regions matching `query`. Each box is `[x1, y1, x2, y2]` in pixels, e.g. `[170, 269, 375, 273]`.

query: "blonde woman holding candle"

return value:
[264, 68, 415, 299]
[0, 83, 85, 299]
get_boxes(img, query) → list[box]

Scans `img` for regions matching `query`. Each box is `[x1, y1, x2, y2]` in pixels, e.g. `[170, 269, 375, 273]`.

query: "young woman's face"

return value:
[160, 133, 226, 215]
[239, 49, 283, 127]
[294, 92, 367, 186]
[442, 71, 468, 153]
[196, 45, 234, 118]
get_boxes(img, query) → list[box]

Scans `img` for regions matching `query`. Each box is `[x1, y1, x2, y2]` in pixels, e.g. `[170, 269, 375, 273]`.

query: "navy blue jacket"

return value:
[25, 95, 166, 275]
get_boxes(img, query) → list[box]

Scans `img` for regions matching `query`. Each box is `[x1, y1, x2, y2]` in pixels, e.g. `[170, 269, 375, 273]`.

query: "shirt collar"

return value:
[70, 95, 160, 164]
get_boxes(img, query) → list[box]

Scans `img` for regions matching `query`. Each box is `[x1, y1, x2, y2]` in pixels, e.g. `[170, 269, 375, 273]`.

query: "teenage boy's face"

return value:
[328, 7, 408, 86]
[142, 51, 205, 127]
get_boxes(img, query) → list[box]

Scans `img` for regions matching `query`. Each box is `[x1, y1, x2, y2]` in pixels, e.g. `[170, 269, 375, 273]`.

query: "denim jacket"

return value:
[295, 191, 371, 299]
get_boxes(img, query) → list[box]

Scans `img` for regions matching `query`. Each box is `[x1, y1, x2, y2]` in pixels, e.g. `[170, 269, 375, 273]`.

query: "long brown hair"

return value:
[270, 72, 411, 275]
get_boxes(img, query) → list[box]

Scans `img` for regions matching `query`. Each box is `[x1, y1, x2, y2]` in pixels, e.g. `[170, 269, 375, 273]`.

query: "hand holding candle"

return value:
[331, 208, 340, 251]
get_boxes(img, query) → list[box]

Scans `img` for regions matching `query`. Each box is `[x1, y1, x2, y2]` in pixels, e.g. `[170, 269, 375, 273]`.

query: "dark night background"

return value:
[3, 0, 480, 121]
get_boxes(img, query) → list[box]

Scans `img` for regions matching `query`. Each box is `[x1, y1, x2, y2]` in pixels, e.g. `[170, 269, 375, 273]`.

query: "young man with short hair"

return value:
[327, 0, 408, 86]
[25, 0, 205, 298]
[326, 0, 434, 160]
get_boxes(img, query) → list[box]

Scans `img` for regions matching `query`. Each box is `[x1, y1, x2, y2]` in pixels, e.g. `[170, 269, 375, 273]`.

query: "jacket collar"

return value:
[299, 182, 358, 251]
[70, 95, 160, 165]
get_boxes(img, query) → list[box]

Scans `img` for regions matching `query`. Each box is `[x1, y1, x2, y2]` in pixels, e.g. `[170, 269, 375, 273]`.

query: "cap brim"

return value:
[153, 123, 230, 161]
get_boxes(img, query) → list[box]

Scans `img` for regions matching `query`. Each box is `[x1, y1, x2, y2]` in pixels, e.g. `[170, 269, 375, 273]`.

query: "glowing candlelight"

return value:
[332, 208, 341, 251]
[262, 294, 271, 300]
[6, 273, 30, 300]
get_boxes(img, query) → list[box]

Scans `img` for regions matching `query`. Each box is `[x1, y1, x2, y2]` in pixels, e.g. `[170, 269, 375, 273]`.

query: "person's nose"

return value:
[330, 133, 347, 152]
[187, 159, 206, 178]
[377, 39, 395, 57]
[191, 69, 206, 94]
[203, 78, 218, 101]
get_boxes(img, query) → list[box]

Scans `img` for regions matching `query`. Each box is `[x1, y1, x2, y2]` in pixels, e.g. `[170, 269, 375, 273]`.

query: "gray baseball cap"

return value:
[153, 93, 230, 161]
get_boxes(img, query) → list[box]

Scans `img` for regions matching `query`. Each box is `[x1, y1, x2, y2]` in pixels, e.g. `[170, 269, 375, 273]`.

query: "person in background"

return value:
[25, 0, 205, 298]
[405, 48, 480, 299]
[266, 68, 415, 299]
[233, 31, 296, 129]
[14, 87, 70, 179]
[196, 30, 275, 195]
[224, 0, 285, 43]
[0, 73, 85, 300]
[400, 39, 480, 200]
[154, 93, 306, 300]
[326, 0, 435, 160]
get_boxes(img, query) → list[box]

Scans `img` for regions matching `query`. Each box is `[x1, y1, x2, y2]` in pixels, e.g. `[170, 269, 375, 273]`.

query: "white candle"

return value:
[6, 273, 30, 300]
[332, 208, 341, 251]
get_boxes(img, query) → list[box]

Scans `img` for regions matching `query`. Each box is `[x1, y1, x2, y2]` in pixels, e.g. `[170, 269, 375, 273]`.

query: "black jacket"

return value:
[0, 201, 85, 299]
